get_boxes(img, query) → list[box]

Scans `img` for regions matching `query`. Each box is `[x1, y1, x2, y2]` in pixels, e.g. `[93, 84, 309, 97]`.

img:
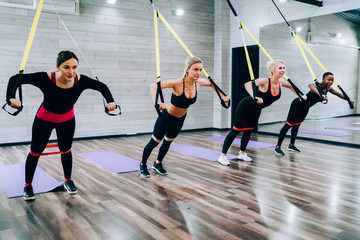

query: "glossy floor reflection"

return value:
[259, 115, 360, 147]
[0, 128, 359, 239]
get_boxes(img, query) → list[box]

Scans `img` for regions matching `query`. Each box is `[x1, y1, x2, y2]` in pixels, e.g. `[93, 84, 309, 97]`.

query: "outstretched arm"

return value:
[6, 72, 45, 109]
[197, 78, 230, 103]
[329, 87, 355, 105]
[244, 78, 269, 104]
[280, 79, 307, 100]
[151, 79, 179, 110]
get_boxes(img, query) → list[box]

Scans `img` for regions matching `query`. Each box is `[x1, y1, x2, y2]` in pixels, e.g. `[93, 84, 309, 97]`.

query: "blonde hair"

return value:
[267, 59, 285, 75]
[182, 56, 203, 79]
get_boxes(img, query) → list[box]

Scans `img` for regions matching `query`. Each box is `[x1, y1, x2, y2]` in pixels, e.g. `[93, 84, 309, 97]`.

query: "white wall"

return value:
[0, 0, 215, 144]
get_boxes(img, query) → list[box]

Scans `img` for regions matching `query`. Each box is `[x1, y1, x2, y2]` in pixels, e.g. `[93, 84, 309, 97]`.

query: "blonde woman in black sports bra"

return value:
[139, 56, 230, 178]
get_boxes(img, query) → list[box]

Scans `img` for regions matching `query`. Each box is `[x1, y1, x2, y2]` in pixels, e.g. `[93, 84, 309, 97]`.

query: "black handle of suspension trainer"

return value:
[338, 85, 354, 109]
[105, 104, 122, 116]
[154, 81, 166, 117]
[3, 73, 24, 116]
[226, 0, 238, 17]
[2, 102, 23, 116]
[208, 76, 230, 109]
[314, 80, 326, 103]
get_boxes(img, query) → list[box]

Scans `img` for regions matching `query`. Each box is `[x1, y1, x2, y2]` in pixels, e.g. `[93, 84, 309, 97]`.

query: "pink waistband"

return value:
[36, 106, 74, 123]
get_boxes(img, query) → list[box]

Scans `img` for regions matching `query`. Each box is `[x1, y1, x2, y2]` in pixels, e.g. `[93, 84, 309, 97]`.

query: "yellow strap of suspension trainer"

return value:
[293, 32, 317, 80]
[295, 31, 353, 108]
[154, 9, 161, 82]
[157, 11, 211, 78]
[239, 21, 304, 98]
[293, 32, 325, 101]
[157, 10, 230, 108]
[294, 34, 341, 86]
[239, 22, 293, 80]
[241, 29, 257, 99]
[20, 0, 44, 72]
[241, 31, 254, 81]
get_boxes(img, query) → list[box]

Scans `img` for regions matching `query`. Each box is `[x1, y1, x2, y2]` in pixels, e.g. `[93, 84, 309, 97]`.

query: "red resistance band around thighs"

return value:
[30, 144, 71, 156]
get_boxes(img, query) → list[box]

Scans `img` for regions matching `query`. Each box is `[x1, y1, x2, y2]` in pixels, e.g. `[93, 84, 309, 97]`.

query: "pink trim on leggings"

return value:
[36, 106, 74, 123]
[286, 121, 301, 127]
[233, 126, 253, 131]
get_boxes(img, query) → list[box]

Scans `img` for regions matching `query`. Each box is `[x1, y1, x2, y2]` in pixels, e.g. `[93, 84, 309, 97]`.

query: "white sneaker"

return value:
[218, 155, 230, 166]
[237, 152, 252, 162]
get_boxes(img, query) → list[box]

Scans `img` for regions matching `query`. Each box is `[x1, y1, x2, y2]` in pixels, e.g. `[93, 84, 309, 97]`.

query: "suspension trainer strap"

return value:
[153, 9, 166, 116]
[241, 28, 257, 99]
[225, 0, 304, 100]
[292, 32, 325, 102]
[295, 36, 354, 109]
[3, 0, 44, 116]
[271, 0, 352, 108]
[156, 10, 230, 108]
[48, 0, 120, 115]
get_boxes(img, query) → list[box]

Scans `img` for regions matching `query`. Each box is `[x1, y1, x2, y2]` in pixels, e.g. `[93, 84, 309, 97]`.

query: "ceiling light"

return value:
[107, 0, 116, 4]
[296, 27, 302, 32]
[175, 9, 184, 16]
[279, 0, 287, 3]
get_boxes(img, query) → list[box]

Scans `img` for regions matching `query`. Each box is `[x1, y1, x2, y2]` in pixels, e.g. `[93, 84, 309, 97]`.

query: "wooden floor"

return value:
[1, 125, 360, 239]
[259, 115, 360, 147]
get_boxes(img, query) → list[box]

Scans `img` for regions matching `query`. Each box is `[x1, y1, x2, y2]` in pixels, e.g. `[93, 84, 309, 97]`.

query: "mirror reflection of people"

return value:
[6, 50, 117, 200]
[218, 60, 304, 165]
[274, 72, 355, 155]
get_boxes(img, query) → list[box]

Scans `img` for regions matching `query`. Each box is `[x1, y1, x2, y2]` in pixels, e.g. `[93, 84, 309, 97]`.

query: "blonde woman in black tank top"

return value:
[140, 56, 230, 178]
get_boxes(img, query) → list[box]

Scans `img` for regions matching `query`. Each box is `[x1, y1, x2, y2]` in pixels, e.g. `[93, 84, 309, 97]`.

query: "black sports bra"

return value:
[170, 79, 197, 108]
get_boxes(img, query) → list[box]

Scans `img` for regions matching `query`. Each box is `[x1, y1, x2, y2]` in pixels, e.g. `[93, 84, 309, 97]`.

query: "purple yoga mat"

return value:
[169, 144, 237, 161]
[298, 129, 350, 137]
[204, 136, 275, 149]
[0, 164, 63, 198]
[77, 151, 151, 173]
[326, 126, 360, 131]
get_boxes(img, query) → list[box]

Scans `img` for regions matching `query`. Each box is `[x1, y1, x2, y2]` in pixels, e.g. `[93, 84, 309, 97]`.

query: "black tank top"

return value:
[257, 78, 281, 109]
[170, 79, 197, 108]
[306, 88, 327, 107]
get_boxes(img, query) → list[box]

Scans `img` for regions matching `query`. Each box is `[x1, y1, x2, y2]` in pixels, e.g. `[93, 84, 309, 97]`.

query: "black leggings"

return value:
[25, 116, 75, 184]
[222, 96, 261, 154]
[222, 129, 252, 154]
[276, 123, 300, 147]
[276, 98, 310, 148]
[141, 111, 186, 165]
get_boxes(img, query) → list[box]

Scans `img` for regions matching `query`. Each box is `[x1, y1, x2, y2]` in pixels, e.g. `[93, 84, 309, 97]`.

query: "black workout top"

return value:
[257, 78, 281, 109]
[306, 89, 327, 107]
[170, 79, 197, 109]
[6, 72, 114, 114]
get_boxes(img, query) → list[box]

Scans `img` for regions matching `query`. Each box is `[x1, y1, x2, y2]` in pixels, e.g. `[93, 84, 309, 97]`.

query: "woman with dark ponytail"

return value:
[274, 72, 355, 155]
[6, 50, 117, 200]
